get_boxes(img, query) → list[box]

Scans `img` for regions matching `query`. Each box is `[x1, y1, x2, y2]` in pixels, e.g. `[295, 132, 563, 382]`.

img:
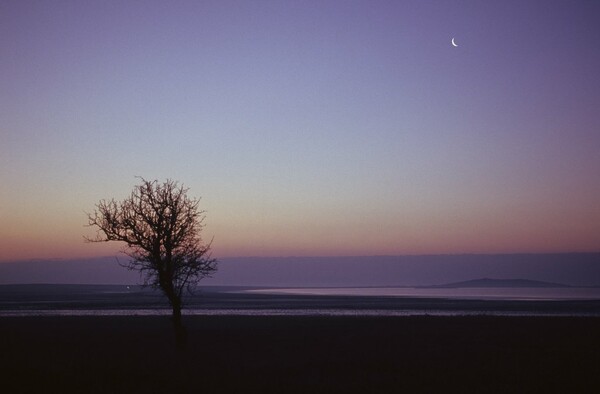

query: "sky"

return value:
[1, 0, 599, 262]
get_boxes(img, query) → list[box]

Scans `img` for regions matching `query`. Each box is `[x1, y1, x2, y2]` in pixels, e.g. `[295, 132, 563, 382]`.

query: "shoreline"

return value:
[3, 285, 600, 317]
[2, 307, 600, 318]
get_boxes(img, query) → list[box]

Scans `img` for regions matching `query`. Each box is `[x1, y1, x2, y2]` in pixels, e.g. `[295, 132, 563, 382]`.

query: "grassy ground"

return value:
[1, 315, 599, 393]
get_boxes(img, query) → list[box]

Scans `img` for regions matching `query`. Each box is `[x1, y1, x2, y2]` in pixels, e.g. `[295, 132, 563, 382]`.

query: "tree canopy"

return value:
[87, 178, 217, 345]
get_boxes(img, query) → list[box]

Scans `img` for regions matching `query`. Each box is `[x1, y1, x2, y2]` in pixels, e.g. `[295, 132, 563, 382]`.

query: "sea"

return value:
[1, 284, 600, 317]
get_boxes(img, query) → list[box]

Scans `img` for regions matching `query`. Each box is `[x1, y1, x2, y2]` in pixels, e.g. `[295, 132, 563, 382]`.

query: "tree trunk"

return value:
[170, 296, 187, 350]
[161, 277, 187, 349]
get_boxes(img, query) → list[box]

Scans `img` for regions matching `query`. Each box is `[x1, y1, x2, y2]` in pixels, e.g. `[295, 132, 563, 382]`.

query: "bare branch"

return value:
[86, 178, 217, 340]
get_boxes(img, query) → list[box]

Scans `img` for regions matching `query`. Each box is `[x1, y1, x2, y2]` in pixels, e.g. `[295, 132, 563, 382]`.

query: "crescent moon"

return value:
[451, 37, 458, 47]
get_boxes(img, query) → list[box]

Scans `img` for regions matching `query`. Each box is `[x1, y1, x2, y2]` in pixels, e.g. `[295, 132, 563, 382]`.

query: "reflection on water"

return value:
[245, 287, 600, 301]
[1, 285, 599, 317]
[2, 308, 599, 318]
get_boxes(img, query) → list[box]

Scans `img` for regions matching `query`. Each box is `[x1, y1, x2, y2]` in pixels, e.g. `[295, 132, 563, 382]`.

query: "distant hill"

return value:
[428, 278, 571, 289]
[1, 253, 599, 287]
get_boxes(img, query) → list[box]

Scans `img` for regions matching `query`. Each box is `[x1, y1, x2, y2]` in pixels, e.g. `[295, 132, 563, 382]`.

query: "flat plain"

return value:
[1, 314, 599, 393]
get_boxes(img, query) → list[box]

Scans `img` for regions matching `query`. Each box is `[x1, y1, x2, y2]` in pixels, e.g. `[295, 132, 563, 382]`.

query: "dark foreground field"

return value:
[1, 316, 599, 393]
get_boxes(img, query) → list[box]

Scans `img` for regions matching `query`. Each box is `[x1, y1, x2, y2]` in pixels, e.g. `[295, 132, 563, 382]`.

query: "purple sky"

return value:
[1, 1, 599, 261]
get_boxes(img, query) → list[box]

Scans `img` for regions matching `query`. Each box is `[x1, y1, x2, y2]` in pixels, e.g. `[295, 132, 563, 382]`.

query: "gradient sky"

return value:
[1, 0, 599, 261]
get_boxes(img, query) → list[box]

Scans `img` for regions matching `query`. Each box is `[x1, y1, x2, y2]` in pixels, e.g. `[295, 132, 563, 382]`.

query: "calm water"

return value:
[3, 308, 598, 317]
[1, 285, 600, 317]
[245, 286, 600, 301]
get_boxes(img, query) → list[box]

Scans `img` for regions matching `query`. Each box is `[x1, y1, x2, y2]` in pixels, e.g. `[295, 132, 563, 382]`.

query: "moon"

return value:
[451, 37, 458, 47]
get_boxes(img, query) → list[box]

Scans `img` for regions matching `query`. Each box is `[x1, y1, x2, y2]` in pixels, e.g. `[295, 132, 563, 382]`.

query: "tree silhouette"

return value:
[86, 178, 217, 347]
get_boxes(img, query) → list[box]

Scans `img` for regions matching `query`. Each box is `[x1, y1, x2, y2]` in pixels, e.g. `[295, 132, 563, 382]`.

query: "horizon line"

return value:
[2, 250, 600, 264]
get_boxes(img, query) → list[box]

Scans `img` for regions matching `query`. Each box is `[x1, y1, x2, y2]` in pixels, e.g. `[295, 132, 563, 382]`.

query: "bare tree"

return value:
[86, 178, 217, 346]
